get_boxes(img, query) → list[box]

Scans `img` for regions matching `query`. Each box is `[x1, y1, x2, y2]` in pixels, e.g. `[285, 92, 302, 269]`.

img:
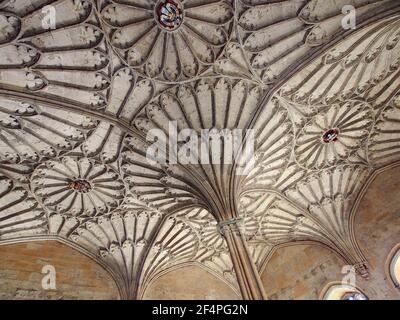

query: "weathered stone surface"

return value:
[355, 165, 400, 299]
[142, 266, 240, 300]
[262, 244, 343, 300]
[0, 241, 120, 300]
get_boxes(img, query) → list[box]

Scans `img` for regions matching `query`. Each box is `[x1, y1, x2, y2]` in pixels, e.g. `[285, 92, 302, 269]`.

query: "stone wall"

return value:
[142, 266, 240, 300]
[261, 244, 343, 300]
[355, 165, 400, 299]
[0, 241, 120, 300]
[261, 165, 400, 300]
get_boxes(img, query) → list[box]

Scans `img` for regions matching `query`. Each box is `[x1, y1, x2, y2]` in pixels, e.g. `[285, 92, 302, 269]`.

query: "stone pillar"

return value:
[219, 219, 267, 300]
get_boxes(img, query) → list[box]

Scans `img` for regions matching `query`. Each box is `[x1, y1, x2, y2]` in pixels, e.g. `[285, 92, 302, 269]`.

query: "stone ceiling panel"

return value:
[139, 207, 238, 298]
[0, 175, 47, 241]
[31, 156, 126, 217]
[236, 13, 400, 280]
[0, 0, 399, 300]
[100, 0, 234, 82]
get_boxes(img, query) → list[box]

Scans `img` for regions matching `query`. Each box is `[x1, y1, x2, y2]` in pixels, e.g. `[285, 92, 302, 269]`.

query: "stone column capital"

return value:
[217, 216, 267, 300]
[218, 218, 243, 236]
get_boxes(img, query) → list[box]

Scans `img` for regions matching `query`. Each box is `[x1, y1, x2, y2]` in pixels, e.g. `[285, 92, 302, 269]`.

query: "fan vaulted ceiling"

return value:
[0, 0, 399, 299]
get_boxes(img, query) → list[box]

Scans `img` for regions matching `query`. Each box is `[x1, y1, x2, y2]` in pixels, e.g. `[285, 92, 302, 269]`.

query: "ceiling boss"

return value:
[155, 0, 184, 31]
[322, 129, 340, 144]
[67, 179, 92, 194]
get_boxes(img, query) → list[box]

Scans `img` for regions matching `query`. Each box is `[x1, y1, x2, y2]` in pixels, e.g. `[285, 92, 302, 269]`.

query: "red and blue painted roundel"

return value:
[156, 0, 184, 31]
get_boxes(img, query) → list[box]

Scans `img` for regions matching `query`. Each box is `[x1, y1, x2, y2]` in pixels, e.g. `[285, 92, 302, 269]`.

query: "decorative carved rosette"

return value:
[31, 157, 125, 217]
[294, 101, 373, 169]
[101, 0, 234, 82]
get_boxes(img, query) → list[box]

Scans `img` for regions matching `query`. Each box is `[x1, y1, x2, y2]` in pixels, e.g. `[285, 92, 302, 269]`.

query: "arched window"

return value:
[389, 247, 400, 289]
[341, 292, 368, 300]
[321, 283, 368, 300]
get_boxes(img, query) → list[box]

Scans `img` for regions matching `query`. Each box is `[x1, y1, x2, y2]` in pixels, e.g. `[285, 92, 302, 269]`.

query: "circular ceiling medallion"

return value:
[295, 101, 373, 169]
[322, 129, 339, 143]
[101, 0, 234, 81]
[67, 179, 92, 193]
[155, 0, 184, 31]
[32, 157, 125, 217]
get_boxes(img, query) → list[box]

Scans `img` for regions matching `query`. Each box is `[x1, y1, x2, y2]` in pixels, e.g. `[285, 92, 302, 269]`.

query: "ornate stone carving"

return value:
[0, 175, 47, 241]
[294, 101, 373, 169]
[100, 0, 234, 82]
[31, 157, 125, 217]
[140, 207, 239, 298]
[0, 0, 399, 300]
[369, 93, 400, 166]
